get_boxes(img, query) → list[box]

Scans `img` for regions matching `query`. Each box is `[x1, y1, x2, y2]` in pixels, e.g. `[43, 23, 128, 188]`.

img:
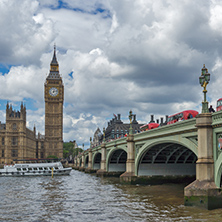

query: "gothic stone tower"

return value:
[44, 47, 64, 158]
[4, 103, 36, 163]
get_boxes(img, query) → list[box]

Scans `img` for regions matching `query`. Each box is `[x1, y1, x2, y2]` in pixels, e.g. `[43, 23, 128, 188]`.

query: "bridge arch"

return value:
[107, 147, 127, 172]
[92, 152, 101, 170]
[135, 139, 197, 177]
[84, 155, 89, 168]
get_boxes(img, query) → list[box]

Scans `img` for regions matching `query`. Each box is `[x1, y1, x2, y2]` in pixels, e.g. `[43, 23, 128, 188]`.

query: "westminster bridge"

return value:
[74, 111, 222, 209]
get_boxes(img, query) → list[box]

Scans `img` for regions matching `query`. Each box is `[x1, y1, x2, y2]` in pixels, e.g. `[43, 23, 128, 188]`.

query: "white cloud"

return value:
[0, 65, 46, 102]
[209, 0, 222, 34]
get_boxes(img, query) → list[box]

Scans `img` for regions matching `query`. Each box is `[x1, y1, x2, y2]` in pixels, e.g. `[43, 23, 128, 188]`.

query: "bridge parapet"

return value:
[134, 118, 197, 142]
[212, 110, 222, 127]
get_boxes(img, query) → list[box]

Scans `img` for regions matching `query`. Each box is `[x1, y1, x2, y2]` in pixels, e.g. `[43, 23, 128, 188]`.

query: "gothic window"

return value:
[11, 149, 18, 157]
[41, 142, 44, 149]
[2, 149, 4, 157]
[111, 130, 114, 139]
[13, 123, 17, 130]
[48, 130, 52, 136]
[2, 137, 4, 145]
[12, 137, 18, 146]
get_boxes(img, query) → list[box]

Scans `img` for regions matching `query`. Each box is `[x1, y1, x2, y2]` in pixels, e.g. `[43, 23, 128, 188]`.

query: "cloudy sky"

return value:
[0, 0, 222, 147]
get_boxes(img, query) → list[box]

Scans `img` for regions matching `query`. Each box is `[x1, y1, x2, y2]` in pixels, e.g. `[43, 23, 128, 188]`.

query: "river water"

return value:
[1, 170, 222, 222]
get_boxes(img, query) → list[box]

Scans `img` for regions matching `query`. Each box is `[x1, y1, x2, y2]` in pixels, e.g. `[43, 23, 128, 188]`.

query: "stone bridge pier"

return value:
[79, 153, 85, 171]
[184, 113, 222, 210]
[97, 141, 107, 176]
[85, 148, 96, 173]
[120, 133, 137, 182]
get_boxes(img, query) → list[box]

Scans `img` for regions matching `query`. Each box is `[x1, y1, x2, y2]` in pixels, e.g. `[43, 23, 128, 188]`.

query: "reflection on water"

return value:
[0, 170, 222, 221]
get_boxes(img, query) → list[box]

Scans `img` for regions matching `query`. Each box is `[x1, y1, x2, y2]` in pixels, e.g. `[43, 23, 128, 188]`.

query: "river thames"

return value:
[0, 170, 222, 222]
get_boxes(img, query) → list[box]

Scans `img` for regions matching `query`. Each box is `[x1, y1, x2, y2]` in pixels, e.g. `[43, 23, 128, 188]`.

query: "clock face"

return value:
[49, 87, 58, 97]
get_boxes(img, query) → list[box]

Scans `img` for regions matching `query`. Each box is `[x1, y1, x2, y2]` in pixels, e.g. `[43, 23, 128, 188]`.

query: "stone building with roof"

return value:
[104, 114, 144, 141]
[0, 103, 36, 164]
[92, 113, 144, 145]
[92, 127, 103, 147]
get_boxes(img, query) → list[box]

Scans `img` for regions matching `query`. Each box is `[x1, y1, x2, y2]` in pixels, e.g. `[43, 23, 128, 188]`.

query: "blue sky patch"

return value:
[68, 71, 73, 79]
[23, 98, 40, 111]
[48, 0, 111, 18]
[0, 98, 39, 112]
[0, 100, 8, 110]
[0, 64, 12, 75]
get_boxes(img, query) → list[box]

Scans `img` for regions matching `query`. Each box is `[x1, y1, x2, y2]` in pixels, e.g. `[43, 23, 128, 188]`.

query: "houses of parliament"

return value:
[0, 48, 64, 164]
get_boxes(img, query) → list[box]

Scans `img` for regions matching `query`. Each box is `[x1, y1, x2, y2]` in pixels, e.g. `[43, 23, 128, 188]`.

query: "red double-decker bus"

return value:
[167, 110, 199, 125]
[140, 122, 160, 132]
[216, 98, 222, 111]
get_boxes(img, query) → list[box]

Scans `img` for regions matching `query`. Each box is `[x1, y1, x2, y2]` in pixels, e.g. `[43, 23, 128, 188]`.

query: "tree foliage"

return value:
[63, 142, 83, 159]
[47, 155, 58, 159]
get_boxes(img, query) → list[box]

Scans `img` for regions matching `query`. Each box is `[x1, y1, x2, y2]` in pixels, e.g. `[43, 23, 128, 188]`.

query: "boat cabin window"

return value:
[55, 167, 59, 170]
[17, 168, 21, 171]
[28, 168, 32, 171]
[34, 168, 38, 171]
[22, 168, 27, 171]
[43, 167, 48, 170]
[39, 167, 43, 170]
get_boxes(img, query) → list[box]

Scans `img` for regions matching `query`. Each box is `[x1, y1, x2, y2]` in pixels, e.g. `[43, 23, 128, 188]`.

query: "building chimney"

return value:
[165, 115, 168, 124]
[118, 114, 121, 121]
[150, 115, 155, 123]
[160, 117, 164, 125]
[156, 119, 159, 124]
[132, 114, 138, 124]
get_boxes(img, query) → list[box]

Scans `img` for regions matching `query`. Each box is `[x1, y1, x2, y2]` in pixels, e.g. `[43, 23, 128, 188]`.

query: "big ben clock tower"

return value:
[44, 46, 64, 158]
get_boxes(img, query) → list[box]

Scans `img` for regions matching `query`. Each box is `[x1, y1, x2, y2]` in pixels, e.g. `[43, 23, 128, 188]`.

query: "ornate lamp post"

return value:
[129, 110, 133, 134]
[199, 64, 210, 113]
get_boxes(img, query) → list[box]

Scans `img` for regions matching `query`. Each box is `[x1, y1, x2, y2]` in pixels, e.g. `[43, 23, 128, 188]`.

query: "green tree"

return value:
[46, 155, 58, 159]
[63, 141, 83, 159]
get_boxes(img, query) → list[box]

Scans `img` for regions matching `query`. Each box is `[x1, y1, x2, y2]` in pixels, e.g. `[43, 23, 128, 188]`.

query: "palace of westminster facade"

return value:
[0, 48, 64, 164]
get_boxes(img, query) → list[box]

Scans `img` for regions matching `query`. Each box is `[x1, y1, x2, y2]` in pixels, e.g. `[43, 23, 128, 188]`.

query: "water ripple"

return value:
[0, 170, 222, 221]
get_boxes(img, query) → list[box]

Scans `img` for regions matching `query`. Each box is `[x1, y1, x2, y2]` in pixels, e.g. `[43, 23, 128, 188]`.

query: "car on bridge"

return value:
[167, 110, 199, 125]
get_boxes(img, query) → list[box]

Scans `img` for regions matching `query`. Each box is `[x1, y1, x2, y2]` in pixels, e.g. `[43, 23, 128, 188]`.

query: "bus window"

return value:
[216, 98, 222, 111]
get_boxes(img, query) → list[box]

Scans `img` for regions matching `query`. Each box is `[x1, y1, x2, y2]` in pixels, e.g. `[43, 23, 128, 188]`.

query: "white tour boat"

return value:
[0, 161, 72, 177]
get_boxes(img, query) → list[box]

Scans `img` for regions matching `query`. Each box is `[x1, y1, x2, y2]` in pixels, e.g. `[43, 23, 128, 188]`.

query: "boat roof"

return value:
[13, 162, 61, 168]
[13, 158, 61, 163]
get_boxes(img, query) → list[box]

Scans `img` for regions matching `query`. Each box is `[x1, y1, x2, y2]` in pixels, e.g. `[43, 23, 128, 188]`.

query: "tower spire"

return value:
[51, 44, 58, 66]
[48, 44, 60, 77]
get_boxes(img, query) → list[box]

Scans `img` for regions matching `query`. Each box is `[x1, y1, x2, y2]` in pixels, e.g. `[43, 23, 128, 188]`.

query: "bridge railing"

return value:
[134, 117, 197, 141]
[212, 110, 222, 127]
